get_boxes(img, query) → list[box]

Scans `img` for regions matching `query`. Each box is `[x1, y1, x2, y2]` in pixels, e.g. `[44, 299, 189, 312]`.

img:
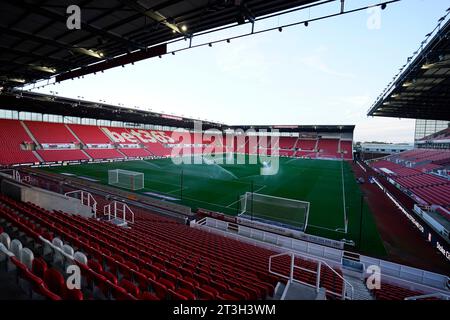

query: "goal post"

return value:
[108, 169, 144, 191]
[239, 192, 310, 231]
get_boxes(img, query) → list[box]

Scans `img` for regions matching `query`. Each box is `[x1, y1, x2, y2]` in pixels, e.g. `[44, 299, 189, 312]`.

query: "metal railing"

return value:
[405, 293, 450, 300]
[269, 251, 354, 300]
[103, 200, 135, 224]
[65, 190, 97, 217]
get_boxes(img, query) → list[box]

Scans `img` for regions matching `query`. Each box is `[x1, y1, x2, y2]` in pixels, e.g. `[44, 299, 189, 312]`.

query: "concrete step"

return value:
[344, 275, 374, 300]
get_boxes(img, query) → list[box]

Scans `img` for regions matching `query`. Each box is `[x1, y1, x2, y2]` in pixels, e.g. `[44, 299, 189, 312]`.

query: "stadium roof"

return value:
[0, 0, 320, 88]
[367, 15, 450, 121]
[226, 125, 355, 133]
[0, 90, 355, 133]
[0, 90, 223, 129]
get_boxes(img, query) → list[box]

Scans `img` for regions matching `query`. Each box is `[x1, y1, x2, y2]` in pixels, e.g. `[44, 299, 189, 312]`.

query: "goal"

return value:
[108, 169, 144, 191]
[239, 192, 310, 231]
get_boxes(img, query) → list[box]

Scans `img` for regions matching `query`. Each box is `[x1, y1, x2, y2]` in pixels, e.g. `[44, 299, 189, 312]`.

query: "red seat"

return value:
[88, 260, 103, 273]
[229, 287, 251, 300]
[159, 277, 175, 291]
[201, 285, 219, 297]
[139, 291, 160, 300]
[149, 279, 167, 299]
[110, 284, 137, 300]
[64, 288, 84, 300]
[178, 278, 195, 291]
[169, 289, 189, 300]
[32, 257, 47, 279]
[43, 268, 65, 296]
[218, 293, 240, 300]
[210, 279, 229, 292]
[133, 270, 151, 291]
[161, 269, 178, 283]
[141, 269, 156, 281]
[120, 279, 140, 297]
[102, 271, 118, 285]
[196, 286, 216, 300]
[177, 288, 196, 300]
[38, 284, 63, 300]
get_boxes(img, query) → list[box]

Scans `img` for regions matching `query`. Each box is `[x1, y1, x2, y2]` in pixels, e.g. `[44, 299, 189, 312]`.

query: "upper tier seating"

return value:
[67, 124, 112, 144]
[24, 121, 78, 144]
[0, 119, 38, 165]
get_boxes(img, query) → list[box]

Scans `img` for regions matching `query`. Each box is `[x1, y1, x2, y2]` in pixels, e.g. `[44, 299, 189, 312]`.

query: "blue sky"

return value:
[31, 0, 449, 143]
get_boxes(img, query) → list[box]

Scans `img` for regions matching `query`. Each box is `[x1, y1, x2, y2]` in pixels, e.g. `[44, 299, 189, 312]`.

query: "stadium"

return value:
[0, 0, 449, 306]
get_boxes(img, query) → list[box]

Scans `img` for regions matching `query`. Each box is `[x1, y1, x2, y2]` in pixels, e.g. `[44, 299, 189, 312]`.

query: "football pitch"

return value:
[42, 155, 386, 257]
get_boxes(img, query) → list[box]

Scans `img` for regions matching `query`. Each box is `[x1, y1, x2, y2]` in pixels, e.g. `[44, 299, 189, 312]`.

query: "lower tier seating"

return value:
[37, 150, 90, 162]
[84, 149, 124, 160]
[119, 148, 153, 158]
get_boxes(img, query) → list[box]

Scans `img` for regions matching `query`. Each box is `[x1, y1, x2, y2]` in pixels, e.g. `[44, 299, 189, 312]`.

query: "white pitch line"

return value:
[254, 185, 267, 193]
[166, 187, 189, 194]
[307, 223, 347, 234]
[226, 185, 267, 207]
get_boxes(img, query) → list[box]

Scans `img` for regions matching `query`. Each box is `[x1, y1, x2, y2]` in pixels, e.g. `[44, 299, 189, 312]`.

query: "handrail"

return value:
[64, 190, 98, 217]
[196, 217, 207, 225]
[404, 293, 450, 301]
[269, 251, 354, 300]
[195, 216, 448, 295]
[39, 236, 75, 262]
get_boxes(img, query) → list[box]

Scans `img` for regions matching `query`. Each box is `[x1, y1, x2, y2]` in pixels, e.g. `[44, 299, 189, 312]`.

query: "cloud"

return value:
[214, 38, 272, 82]
[355, 118, 416, 143]
[298, 47, 355, 78]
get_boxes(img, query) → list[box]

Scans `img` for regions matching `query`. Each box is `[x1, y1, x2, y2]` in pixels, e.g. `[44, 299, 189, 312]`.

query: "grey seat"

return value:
[73, 251, 87, 265]
[0, 232, 11, 250]
[20, 247, 34, 270]
[10, 239, 22, 258]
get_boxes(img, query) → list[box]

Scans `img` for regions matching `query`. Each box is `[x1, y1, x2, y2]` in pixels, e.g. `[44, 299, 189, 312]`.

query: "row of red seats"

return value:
[84, 148, 124, 159]
[118, 148, 153, 158]
[0, 196, 276, 300]
[25, 121, 77, 144]
[370, 158, 449, 208]
[395, 173, 448, 189]
[37, 150, 90, 162]
[0, 196, 187, 300]
[371, 282, 434, 300]
[412, 185, 450, 208]
[0, 204, 80, 300]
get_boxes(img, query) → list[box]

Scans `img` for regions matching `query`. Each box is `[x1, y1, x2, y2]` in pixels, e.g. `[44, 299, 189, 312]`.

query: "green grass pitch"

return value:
[42, 155, 386, 257]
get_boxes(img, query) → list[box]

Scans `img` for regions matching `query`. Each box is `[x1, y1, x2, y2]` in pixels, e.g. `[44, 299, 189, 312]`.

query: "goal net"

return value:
[108, 169, 144, 191]
[239, 192, 310, 231]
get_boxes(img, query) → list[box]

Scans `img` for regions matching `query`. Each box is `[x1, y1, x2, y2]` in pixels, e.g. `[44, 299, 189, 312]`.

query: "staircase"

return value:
[32, 151, 44, 162]
[344, 275, 374, 300]
[20, 121, 39, 146]
[116, 148, 127, 158]
[64, 124, 82, 143]
[314, 139, 319, 152]
[80, 149, 93, 160]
